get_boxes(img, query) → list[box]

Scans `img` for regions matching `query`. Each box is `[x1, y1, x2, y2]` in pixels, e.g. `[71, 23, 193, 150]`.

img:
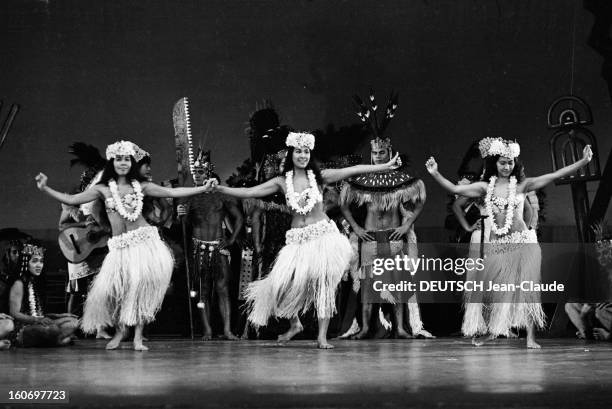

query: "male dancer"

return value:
[340, 101, 434, 338]
[177, 149, 243, 340]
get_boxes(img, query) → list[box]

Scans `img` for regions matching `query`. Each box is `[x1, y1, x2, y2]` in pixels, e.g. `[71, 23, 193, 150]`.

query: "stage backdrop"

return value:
[1, 0, 611, 231]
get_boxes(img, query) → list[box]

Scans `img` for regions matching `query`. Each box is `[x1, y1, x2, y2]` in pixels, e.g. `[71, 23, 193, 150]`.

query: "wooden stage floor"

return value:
[2, 338, 612, 408]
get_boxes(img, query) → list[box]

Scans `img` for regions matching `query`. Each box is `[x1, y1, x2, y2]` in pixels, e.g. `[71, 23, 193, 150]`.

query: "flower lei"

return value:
[484, 176, 517, 236]
[28, 282, 43, 317]
[108, 179, 144, 222]
[285, 170, 322, 215]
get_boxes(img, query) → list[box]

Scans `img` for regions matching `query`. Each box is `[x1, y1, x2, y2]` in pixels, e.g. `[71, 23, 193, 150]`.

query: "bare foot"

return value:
[201, 334, 213, 341]
[593, 327, 611, 341]
[96, 330, 112, 340]
[527, 339, 541, 349]
[576, 330, 586, 339]
[373, 326, 391, 339]
[507, 329, 519, 339]
[278, 322, 303, 342]
[350, 329, 370, 340]
[58, 336, 73, 346]
[0, 339, 11, 350]
[394, 329, 414, 339]
[414, 329, 436, 339]
[317, 339, 335, 349]
[219, 333, 239, 341]
[133, 341, 149, 351]
[471, 335, 492, 347]
[105, 336, 122, 350]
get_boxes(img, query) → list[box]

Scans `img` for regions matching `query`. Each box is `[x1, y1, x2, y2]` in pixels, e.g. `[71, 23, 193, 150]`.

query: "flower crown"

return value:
[478, 137, 520, 159]
[105, 140, 136, 160]
[22, 243, 45, 258]
[286, 132, 315, 150]
[132, 144, 150, 162]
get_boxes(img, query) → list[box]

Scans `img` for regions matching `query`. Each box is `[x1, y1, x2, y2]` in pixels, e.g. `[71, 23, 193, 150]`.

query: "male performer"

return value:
[340, 95, 434, 339]
[177, 149, 243, 340]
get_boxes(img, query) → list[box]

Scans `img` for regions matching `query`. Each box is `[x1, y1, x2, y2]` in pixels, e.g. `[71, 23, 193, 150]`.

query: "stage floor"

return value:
[2, 338, 612, 408]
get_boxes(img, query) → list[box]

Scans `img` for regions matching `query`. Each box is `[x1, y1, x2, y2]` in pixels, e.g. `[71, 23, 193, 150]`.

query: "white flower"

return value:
[508, 142, 521, 158]
[285, 170, 322, 215]
[105, 140, 135, 160]
[285, 132, 315, 149]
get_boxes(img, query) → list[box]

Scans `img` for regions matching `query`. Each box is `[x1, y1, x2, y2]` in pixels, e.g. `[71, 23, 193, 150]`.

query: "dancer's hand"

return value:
[203, 178, 218, 192]
[466, 219, 482, 232]
[582, 145, 593, 163]
[176, 204, 188, 217]
[37, 317, 54, 326]
[425, 157, 438, 174]
[353, 226, 374, 241]
[386, 152, 402, 170]
[389, 224, 410, 240]
[220, 237, 235, 250]
[35, 173, 48, 190]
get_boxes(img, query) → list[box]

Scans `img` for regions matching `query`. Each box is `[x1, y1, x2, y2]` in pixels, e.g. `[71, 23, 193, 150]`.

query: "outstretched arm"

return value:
[322, 153, 401, 184]
[215, 177, 281, 199]
[36, 173, 101, 205]
[522, 145, 593, 192]
[425, 158, 486, 198]
[143, 180, 215, 198]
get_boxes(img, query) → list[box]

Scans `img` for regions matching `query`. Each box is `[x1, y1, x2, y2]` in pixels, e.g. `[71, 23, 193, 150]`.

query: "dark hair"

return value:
[482, 155, 525, 182]
[281, 146, 324, 185]
[137, 156, 151, 166]
[98, 157, 148, 186]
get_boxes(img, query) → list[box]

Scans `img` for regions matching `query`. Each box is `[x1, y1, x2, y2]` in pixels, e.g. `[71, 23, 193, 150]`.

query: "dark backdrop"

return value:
[1, 0, 611, 231]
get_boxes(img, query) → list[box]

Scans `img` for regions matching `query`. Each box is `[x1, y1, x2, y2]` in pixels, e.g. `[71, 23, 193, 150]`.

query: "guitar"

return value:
[58, 226, 109, 263]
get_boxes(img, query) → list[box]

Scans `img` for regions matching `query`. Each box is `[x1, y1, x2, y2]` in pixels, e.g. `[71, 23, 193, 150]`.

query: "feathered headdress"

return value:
[68, 142, 106, 192]
[353, 89, 399, 153]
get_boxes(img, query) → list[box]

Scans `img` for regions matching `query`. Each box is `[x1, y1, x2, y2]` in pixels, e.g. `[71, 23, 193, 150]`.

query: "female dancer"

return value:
[36, 140, 216, 350]
[8, 243, 79, 347]
[214, 131, 401, 348]
[426, 138, 592, 348]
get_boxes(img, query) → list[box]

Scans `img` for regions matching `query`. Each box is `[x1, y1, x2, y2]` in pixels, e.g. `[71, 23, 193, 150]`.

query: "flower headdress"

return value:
[132, 143, 150, 163]
[286, 132, 315, 150]
[105, 140, 135, 160]
[478, 137, 520, 159]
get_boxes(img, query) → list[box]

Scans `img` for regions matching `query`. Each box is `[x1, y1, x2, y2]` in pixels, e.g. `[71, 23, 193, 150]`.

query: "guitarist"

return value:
[59, 182, 111, 339]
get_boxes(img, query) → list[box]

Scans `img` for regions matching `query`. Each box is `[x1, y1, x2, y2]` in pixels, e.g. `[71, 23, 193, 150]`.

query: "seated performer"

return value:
[340, 134, 433, 339]
[214, 131, 402, 348]
[1, 242, 22, 349]
[566, 303, 612, 341]
[8, 243, 79, 347]
[177, 149, 243, 340]
[36, 140, 217, 350]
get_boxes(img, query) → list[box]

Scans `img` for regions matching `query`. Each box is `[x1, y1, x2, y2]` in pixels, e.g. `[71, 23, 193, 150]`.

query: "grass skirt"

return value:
[462, 229, 546, 337]
[81, 226, 174, 332]
[245, 219, 352, 326]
